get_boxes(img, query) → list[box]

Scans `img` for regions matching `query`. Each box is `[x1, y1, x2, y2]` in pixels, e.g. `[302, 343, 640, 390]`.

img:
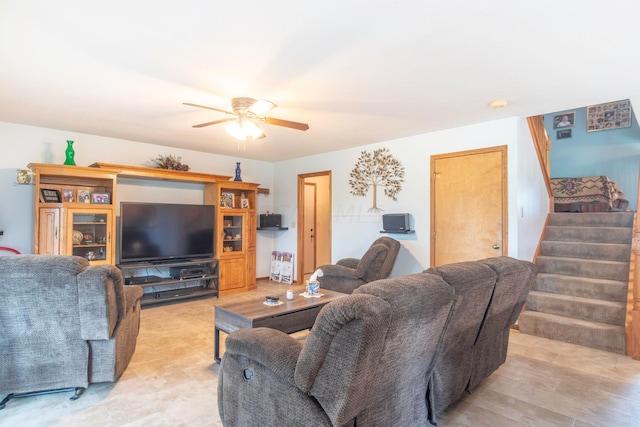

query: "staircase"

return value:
[519, 211, 634, 354]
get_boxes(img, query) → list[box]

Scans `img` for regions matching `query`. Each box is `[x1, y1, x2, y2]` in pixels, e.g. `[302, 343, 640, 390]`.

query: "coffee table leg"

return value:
[214, 327, 221, 363]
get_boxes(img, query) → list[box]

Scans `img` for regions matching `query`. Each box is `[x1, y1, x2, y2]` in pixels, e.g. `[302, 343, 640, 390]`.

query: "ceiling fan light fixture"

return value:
[224, 119, 265, 140]
[185, 97, 308, 136]
[243, 120, 265, 139]
[224, 121, 246, 141]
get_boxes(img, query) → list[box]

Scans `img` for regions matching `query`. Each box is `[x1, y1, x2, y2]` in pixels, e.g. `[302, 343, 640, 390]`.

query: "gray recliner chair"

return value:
[217, 272, 455, 426]
[317, 237, 401, 294]
[0, 255, 143, 408]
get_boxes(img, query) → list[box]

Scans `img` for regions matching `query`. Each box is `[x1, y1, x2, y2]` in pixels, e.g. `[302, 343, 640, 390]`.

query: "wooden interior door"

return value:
[297, 171, 332, 283]
[431, 146, 507, 266]
[303, 183, 316, 276]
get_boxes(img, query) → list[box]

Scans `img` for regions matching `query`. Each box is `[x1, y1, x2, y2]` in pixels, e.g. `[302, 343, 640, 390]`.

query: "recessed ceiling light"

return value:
[489, 99, 508, 109]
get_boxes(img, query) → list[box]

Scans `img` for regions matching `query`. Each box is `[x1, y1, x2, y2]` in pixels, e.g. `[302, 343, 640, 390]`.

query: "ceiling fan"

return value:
[183, 97, 309, 140]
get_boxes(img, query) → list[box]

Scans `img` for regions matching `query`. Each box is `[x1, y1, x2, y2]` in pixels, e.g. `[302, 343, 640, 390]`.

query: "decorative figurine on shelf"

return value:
[151, 154, 190, 171]
[64, 140, 76, 166]
[234, 162, 242, 181]
[16, 169, 31, 185]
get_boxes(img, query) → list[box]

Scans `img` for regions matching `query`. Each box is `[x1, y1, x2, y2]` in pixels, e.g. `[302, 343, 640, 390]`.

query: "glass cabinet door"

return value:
[222, 213, 244, 254]
[67, 208, 113, 264]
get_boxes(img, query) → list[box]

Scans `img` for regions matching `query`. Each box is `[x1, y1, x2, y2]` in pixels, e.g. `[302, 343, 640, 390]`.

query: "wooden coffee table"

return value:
[214, 289, 347, 362]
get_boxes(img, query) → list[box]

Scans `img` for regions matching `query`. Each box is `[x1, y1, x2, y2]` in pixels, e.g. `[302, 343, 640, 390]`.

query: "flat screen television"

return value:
[119, 202, 215, 264]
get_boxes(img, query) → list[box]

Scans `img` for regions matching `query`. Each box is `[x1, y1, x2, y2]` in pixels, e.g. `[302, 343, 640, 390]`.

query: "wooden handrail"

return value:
[629, 170, 640, 359]
[527, 116, 554, 211]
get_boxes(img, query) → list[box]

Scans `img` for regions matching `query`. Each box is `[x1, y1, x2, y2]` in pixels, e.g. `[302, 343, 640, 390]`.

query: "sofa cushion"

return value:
[355, 244, 389, 281]
[424, 261, 498, 422]
[468, 257, 536, 391]
[352, 273, 455, 426]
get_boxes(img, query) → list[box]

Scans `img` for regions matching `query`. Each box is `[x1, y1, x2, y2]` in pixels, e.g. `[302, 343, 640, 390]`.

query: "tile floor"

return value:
[2, 281, 640, 426]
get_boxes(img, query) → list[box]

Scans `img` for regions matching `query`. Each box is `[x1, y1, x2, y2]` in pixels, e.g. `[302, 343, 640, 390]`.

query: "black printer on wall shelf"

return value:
[257, 212, 288, 231]
[380, 213, 414, 234]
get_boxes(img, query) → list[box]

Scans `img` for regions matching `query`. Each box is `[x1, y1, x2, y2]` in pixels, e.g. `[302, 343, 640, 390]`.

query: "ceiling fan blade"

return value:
[247, 99, 276, 116]
[183, 102, 235, 115]
[264, 117, 310, 131]
[192, 118, 236, 128]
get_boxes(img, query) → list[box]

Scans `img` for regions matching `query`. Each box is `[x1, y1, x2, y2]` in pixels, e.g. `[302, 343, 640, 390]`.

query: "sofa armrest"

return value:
[77, 265, 119, 340]
[317, 264, 365, 293]
[218, 328, 334, 426]
[77, 265, 142, 341]
[318, 263, 361, 280]
[224, 327, 303, 384]
[336, 257, 360, 269]
[122, 285, 144, 316]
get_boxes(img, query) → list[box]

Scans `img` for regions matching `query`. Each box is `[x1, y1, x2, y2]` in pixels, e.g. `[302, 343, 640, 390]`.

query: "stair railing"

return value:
[629, 171, 640, 360]
[527, 115, 553, 265]
[526, 116, 554, 211]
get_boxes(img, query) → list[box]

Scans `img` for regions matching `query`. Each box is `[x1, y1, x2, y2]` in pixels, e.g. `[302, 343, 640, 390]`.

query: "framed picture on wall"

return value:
[586, 99, 631, 132]
[557, 129, 572, 139]
[553, 112, 575, 129]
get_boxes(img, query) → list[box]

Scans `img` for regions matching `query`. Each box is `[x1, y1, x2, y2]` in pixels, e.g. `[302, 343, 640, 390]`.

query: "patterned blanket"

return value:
[551, 176, 628, 212]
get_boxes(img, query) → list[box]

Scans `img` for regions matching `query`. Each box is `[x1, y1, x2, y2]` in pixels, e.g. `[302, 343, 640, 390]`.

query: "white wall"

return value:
[273, 117, 550, 280]
[0, 121, 275, 275]
[1, 118, 549, 280]
[516, 118, 549, 260]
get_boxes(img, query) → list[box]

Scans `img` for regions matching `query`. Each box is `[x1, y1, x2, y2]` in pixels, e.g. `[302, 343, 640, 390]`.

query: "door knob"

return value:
[492, 244, 501, 249]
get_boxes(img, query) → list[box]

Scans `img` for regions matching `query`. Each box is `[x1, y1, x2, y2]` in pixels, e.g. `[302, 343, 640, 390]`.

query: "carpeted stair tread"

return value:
[548, 212, 634, 228]
[545, 226, 632, 244]
[520, 211, 632, 354]
[518, 311, 626, 354]
[540, 240, 631, 262]
[526, 291, 625, 325]
[536, 256, 629, 281]
[536, 273, 628, 302]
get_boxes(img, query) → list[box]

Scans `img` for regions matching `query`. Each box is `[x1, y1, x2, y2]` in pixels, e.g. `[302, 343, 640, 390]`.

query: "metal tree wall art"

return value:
[349, 148, 405, 212]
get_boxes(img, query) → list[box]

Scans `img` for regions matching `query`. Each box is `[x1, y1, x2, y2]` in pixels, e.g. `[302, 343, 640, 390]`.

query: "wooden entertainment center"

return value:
[28, 162, 259, 303]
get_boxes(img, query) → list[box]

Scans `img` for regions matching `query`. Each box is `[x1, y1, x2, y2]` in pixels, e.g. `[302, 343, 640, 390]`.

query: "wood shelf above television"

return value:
[89, 162, 232, 183]
[90, 162, 272, 195]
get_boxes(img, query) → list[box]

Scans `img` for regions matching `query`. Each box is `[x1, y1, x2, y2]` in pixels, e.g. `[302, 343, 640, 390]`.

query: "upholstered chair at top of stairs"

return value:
[317, 236, 401, 294]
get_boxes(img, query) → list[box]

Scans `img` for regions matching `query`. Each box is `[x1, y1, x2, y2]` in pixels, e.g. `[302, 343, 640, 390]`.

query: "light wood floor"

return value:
[3, 280, 640, 426]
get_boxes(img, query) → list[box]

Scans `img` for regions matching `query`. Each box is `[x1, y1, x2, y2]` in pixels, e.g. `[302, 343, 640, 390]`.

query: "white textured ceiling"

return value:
[1, 1, 639, 162]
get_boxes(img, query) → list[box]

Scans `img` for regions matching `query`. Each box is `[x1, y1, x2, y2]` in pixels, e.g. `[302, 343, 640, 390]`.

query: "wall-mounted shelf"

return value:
[380, 230, 415, 234]
[257, 227, 289, 231]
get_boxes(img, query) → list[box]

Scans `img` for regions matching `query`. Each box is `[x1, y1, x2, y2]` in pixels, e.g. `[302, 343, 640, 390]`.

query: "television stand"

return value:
[124, 275, 163, 285]
[118, 258, 218, 306]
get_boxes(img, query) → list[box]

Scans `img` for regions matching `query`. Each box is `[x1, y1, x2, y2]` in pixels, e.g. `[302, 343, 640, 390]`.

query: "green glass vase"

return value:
[64, 140, 76, 166]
